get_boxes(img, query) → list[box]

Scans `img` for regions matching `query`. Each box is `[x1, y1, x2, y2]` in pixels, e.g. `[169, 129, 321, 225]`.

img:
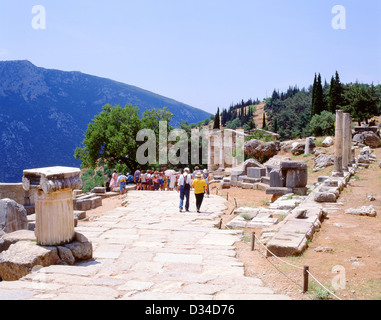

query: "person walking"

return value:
[192, 172, 208, 213]
[177, 168, 192, 212]
[109, 169, 118, 190]
[134, 168, 141, 190]
[117, 173, 128, 195]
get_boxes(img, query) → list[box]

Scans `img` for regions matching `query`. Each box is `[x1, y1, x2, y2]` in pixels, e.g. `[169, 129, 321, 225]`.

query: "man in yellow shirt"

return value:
[192, 172, 208, 213]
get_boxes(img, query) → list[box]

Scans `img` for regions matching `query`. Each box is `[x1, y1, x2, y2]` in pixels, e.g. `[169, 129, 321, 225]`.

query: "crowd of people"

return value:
[106, 166, 210, 213]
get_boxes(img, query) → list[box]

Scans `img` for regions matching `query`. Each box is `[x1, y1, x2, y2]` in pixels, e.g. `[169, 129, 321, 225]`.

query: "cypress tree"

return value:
[311, 74, 317, 118]
[313, 73, 325, 115]
[262, 112, 267, 129]
[328, 71, 344, 113]
[213, 108, 220, 129]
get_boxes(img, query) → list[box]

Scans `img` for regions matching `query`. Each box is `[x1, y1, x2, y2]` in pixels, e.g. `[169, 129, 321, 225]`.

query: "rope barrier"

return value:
[217, 195, 342, 300]
[306, 270, 342, 301]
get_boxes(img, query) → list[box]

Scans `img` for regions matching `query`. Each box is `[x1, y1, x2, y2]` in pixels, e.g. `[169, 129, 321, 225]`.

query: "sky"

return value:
[0, 0, 380, 114]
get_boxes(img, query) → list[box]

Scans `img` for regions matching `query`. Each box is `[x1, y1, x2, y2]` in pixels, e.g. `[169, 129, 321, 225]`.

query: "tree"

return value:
[74, 104, 142, 173]
[74, 104, 173, 174]
[309, 111, 336, 136]
[311, 73, 326, 117]
[213, 108, 220, 129]
[343, 83, 379, 125]
[262, 112, 267, 129]
[328, 71, 344, 113]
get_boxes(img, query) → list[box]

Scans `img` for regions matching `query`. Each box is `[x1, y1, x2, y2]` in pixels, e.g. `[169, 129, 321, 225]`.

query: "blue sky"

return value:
[0, 0, 380, 114]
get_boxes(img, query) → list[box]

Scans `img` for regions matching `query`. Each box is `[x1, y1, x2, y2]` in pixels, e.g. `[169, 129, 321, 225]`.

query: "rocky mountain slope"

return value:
[0, 60, 210, 182]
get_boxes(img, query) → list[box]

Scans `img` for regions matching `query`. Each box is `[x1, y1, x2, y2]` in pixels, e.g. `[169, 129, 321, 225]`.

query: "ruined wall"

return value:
[0, 183, 37, 206]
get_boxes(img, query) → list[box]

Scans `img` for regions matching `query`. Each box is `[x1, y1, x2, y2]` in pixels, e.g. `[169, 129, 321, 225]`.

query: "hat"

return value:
[184, 168, 190, 172]
[203, 169, 208, 173]
[196, 172, 202, 178]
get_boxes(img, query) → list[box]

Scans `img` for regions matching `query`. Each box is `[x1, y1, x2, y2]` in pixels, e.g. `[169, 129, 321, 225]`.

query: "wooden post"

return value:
[251, 232, 255, 251]
[219, 219, 223, 229]
[226, 192, 229, 201]
[303, 265, 309, 293]
[234, 198, 237, 208]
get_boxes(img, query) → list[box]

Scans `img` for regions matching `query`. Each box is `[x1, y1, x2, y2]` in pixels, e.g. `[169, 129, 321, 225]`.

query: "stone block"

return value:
[247, 167, 266, 179]
[285, 169, 307, 188]
[266, 187, 293, 196]
[254, 183, 269, 191]
[0, 199, 28, 234]
[90, 196, 102, 209]
[292, 187, 308, 196]
[64, 241, 93, 261]
[74, 211, 86, 220]
[92, 187, 106, 194]
[266, 232, 308, 257]
[72, 190, 83, 197]
[269, 169, 284, 188]
[280, 161, 308, 170]
[75, 199, 92, 211]
[0, 241, 60, 281]
[314, 192, 337, 203]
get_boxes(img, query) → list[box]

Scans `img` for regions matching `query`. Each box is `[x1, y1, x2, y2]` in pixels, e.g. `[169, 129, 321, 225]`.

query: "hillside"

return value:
[0, 60, 211, 183]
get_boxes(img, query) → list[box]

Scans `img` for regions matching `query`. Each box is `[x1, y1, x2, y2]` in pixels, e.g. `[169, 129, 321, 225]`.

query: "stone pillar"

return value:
[305, 137, 313, 155]
[342, 113, 351, 171]
[219, 131, 225, 170]
[333, 110, 344, 176]
[349, 115, 355, 164]
[22, 166, 82, 246]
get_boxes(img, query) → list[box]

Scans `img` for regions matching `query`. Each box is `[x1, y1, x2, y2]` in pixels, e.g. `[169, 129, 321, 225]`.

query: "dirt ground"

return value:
[83, 145, 381, 300]
[217, 146, 381, 300]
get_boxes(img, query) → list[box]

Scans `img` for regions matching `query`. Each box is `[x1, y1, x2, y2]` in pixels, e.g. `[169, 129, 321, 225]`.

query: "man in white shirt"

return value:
[177, 168, 192, 212]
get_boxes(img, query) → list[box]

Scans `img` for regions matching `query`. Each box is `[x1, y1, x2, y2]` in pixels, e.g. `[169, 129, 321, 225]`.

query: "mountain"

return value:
[0, 60, 211, 183]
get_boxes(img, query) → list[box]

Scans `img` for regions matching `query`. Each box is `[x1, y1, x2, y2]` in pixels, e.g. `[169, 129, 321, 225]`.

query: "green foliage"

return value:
[226, 118, 242, 130]
[265, 87, 311, 141]
[243, 117, 256, 131]
[342, 83, 379, 125]
[81, 166, 110, 193]
[74, 104, 173, 174]
[328, 71, 344, 113]
[246, 130, 274, 142]
[311, 73, 327, 118]
[309, 111, 336, 136]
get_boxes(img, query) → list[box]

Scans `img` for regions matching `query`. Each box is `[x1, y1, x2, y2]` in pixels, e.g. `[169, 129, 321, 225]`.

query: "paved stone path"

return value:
[0, 191, 290, 300]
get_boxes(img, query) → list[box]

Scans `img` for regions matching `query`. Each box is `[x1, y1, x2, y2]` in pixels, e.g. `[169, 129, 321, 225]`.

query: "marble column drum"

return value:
[35, 189, 74, 246]
[22, 166, 82, 246]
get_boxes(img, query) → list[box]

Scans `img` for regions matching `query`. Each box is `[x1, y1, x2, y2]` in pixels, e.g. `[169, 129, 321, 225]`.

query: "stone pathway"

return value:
[0, 191, 290, 300]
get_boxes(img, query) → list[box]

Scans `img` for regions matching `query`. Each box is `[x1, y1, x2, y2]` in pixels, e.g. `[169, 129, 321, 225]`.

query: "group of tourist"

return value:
[107, 166, 210, 212]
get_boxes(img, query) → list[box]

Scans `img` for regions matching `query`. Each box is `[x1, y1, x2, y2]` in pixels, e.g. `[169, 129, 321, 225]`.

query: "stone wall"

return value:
[0, 183, 37, 207]
[0, 183, 25, 205]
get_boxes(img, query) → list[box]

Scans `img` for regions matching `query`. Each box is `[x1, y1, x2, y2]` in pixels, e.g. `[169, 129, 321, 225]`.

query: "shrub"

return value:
[309, 111, 336, 136]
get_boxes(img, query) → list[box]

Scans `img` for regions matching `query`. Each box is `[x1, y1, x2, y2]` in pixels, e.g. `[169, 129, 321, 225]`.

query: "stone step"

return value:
[239, 176, 261, 184]
[261, 177, 270, 185]
[254, 183, 269, 191]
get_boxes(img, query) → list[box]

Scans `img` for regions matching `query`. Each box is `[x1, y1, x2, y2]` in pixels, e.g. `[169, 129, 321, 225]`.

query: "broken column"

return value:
[305, 137, 313, 155]
[333, 110, 344, 177]
[22, 166, 82, 246]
